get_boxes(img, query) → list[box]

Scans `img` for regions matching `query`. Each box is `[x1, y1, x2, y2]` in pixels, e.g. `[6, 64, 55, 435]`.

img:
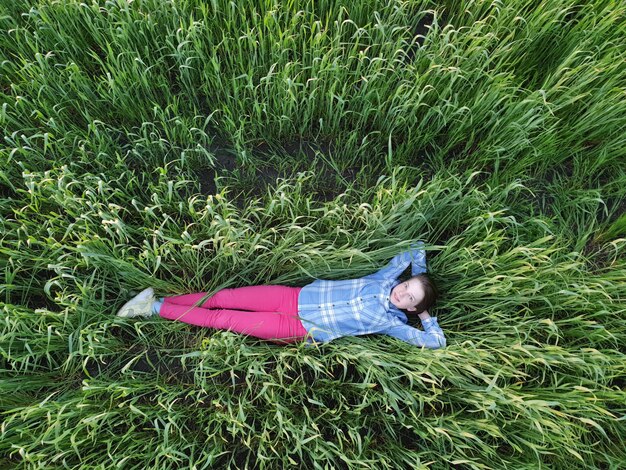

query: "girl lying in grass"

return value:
[116, 242, 446, 349]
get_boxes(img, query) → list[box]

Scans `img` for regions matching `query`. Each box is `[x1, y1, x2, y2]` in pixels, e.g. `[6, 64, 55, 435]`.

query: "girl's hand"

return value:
[418, 310, 431, 321]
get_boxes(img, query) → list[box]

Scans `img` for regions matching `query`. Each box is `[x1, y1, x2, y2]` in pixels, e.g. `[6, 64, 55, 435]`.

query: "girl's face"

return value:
[390, 278, 424, 312]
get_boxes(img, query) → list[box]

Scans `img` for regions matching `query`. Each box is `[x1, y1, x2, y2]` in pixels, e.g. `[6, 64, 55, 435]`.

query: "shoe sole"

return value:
[117, 288, 155, 317]
[117, 299, 153, 317]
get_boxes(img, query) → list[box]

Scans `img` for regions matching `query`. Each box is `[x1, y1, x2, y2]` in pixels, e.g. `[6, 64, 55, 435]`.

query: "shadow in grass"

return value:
[245, 137, 364, 202]
[403, 11, 436, 64]
[196, 134, 239, 196]
[22, 291, 62, 313]
[82, 344, 196, 385]
[0, 182, 16, 199]
[195, 135, 369, 206]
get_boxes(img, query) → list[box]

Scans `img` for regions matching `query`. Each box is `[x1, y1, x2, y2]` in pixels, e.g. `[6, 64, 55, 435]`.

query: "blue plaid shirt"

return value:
[297, 242, 446, 349]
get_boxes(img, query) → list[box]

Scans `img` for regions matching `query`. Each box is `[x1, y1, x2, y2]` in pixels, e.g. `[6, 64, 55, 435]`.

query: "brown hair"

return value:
[399, 273, 439, 314]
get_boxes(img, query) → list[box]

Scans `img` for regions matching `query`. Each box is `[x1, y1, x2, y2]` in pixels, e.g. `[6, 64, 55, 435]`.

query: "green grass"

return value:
[1, 0, 625, 468]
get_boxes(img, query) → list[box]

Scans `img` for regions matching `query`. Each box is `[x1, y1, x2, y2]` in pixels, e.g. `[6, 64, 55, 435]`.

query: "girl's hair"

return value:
[401, 273, 439, 314]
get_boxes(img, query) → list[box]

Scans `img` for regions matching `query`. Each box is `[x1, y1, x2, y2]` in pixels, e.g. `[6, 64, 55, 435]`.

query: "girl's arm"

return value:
[377, 313, 446, 349]
[363, 241, 427, 281]
[418, 310, 431, 322]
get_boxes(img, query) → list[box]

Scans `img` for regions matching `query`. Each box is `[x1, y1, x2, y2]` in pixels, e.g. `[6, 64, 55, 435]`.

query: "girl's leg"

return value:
[164, 285, 300, 313]
[162, 292, 207, 307]
[158, 304, 309, 344]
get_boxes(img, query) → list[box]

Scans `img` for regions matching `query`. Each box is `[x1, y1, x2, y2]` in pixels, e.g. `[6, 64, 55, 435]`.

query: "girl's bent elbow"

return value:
[433, 336, 446, 349]
[418, 337, 446, 349]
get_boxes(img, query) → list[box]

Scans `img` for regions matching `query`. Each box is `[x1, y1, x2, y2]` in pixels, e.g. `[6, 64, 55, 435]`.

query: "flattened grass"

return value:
[1, 0, 625, 468]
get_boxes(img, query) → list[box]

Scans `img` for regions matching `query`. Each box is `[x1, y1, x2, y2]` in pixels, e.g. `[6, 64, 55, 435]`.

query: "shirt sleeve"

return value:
[377, 317, 446, 349]
[363, 241, 428, 281]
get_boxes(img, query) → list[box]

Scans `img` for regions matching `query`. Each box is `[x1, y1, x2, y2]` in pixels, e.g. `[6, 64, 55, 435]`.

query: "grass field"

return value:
[1, 0, 625, 468]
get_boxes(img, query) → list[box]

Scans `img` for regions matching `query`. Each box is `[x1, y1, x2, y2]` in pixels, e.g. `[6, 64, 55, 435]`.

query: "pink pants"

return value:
[159, 285, 309, 344]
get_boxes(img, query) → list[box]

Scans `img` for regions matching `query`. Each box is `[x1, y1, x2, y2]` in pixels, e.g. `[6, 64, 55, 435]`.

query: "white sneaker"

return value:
[117, 288, 155, 318]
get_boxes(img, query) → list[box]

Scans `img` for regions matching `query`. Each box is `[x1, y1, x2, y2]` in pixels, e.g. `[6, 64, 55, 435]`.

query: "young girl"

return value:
[116, 242, 446, 349]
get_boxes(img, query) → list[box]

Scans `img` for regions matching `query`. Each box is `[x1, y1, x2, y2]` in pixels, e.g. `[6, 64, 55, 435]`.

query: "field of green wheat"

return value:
[1, 0, 625, 468]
